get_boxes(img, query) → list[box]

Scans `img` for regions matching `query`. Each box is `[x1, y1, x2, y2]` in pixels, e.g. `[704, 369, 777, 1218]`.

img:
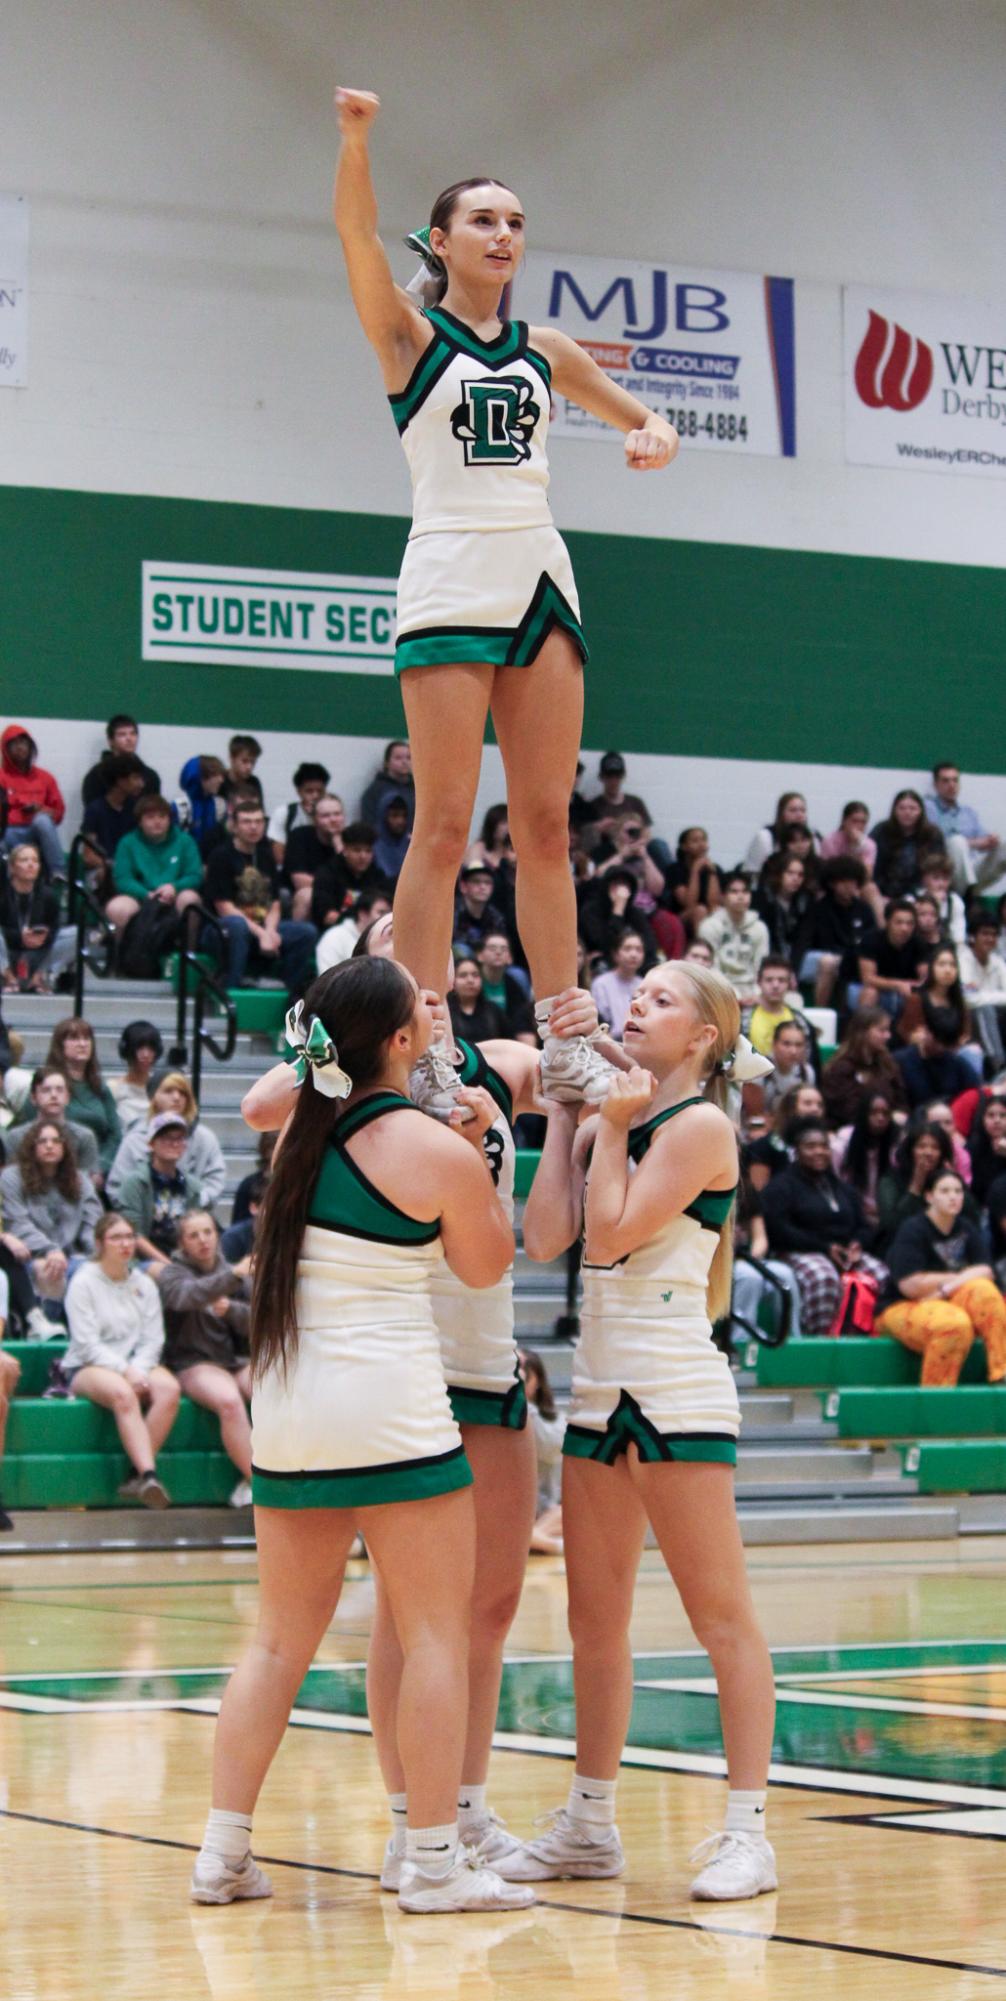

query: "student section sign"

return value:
[141, 562, 397, 673]
[844, 285, 1006, 479]
[514, 252, 796, 457]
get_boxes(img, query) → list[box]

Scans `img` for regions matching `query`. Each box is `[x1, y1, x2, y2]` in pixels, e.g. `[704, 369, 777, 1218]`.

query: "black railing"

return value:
[169, 904, 237, 1098]
[67, 834, 116, 1017]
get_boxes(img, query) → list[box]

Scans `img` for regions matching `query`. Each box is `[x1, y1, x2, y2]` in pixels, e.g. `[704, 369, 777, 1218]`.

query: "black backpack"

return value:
[118, 899, 181, 979]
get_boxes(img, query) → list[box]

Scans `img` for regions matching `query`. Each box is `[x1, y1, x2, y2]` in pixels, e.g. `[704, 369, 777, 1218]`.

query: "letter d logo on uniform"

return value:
[854, 310, 934, 412]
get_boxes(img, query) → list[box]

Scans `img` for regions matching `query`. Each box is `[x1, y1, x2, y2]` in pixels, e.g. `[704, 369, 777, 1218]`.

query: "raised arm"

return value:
[333, 87, 430, 384]
[523, 1102, 592, 1262]
[532, 327, 679, 470]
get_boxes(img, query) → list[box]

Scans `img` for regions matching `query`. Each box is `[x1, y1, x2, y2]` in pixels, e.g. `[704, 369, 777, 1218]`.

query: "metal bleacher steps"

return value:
[0, 977, 993, 1551]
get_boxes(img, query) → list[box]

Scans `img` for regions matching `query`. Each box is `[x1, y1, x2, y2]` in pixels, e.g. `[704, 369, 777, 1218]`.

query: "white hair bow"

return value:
[717, 1032, 774, 1083]
[284, 1001, 353, 1101]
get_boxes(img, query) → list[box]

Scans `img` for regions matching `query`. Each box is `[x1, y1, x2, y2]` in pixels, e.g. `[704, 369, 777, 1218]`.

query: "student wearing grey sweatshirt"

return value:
[63, 1213, 179, 1510]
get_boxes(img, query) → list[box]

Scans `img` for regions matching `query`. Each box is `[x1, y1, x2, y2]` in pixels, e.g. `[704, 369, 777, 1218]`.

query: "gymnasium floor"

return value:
[3, 1536, 1006, 1998]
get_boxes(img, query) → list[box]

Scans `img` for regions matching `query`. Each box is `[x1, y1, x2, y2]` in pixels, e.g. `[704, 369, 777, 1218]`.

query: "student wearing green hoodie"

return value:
[107, 796, 204, 939]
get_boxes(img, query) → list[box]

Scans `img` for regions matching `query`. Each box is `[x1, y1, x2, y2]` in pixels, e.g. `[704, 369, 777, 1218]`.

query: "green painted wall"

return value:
[1, 484, 1003, 768]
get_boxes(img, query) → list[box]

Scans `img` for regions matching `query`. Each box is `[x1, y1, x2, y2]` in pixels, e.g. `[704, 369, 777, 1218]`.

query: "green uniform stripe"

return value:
[425, 307, 523, 368]
[455, 1037, 514, 1127]
[563, 1423, 736, 1467]
[397, 629, 515, 672]
[448, 1380, 528, 1430]
[389, 338, 453, 433]
[310, 1095, 438, 1243]
[628, 1100, 736, 1229]
[251, 1447, 472, 1509]
[524, 344, 552, 395]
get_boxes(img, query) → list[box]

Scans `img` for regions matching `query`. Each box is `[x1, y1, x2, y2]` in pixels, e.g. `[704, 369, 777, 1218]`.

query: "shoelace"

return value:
[689, 1829, 760, 1868]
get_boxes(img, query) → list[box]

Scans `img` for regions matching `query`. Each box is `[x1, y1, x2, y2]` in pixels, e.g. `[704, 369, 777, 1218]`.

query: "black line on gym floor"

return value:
[3, 1806, 1004, 1978]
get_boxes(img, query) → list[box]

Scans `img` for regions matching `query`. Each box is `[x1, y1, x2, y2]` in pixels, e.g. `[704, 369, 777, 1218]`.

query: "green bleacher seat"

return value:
[905, 1441, 1006, 1494]
[755, 1339, 919, 1389]
[835, 1387, 1006, 1441]
[3, 1340, 68, 1396]
[1, 1368, 240, 1509]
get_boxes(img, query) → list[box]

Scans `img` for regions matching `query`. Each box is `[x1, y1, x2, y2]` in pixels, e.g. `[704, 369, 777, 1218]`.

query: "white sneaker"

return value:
[190, 1850, 273, 1905]
[409, 1044, 472, 1122]
[398, 1849, 536, 1913]
[228, 1478, 253, 1509]
[26, 1306, 58, 1342]
[538, 1034, 616, 1106]
[489, 1807, 624, 1882]
[380, 1835, 404, 1892]
[689, 1829, 777, 1901]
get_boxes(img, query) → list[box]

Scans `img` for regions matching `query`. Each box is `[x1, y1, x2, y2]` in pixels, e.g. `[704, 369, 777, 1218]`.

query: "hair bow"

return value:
[717, 1032, 774, 1083]
[284, 1001, 353, 1100]
[404, 225, 446, 304]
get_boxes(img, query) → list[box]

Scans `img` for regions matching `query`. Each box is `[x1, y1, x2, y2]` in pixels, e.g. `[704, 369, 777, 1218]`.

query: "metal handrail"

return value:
[67, 834, 116, 1017]
[169, 903, 237, 1096]
[190, 960, 238, 1103]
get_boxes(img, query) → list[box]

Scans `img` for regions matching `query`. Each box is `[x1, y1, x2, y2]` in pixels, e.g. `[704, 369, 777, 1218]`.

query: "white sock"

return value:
[202, 1807, 253, 1865]
[725, 1789, 767, 1836]
[457, 1782, 488, 1830]
[567, 1773, 617, 1831]
[406, 1822, 459, 1879]
[388, 1792, 408, 1850]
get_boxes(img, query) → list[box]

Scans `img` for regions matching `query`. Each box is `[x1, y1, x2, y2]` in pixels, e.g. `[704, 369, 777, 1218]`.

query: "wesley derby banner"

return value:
[514, 252, 796, 457]
[142, 562, 397, 674]
[844, 285, 1006, 480]
[0, 194, 28, 386]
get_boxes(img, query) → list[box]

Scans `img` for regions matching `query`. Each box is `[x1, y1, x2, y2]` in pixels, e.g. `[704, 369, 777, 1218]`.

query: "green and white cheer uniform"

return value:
[391, 306, 587, 675]
[430, 1039, 527, 1430]
[565, 1098, 740, 1469]
[251, 1093, 472, 1509]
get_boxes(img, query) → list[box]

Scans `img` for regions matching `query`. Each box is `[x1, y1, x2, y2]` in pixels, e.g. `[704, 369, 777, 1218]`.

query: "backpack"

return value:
[826, 1269, 879, 1338]
[118, 899, 181, 979]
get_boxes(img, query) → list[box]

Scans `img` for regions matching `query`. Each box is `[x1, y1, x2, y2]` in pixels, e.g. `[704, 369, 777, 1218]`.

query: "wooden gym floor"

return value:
[2, 1535, 1006, 1998]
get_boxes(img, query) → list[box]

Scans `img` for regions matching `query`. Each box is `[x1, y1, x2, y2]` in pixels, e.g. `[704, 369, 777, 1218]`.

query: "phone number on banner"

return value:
[558, 382, 752, 448]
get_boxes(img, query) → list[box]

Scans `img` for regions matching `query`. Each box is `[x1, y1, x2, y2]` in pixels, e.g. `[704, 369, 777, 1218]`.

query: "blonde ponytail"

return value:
[670, 964, 740, 1324]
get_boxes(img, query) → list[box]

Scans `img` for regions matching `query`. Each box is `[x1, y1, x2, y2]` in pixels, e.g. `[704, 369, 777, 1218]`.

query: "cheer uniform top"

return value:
[429, 1039, 527, 1430]
[251, 1093, 471, 1509]
[391, 306, 587, 675]
[565, 1097, 740, 1467]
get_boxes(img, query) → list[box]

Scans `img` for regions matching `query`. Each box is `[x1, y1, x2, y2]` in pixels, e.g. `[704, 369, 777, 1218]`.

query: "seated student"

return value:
[359, 738, 416, 833]
[464, 802, 514, 877]
[761, 1119, 889, 1336]
[590, 927, 646, 1041]
[580, 749, 651, 851]
[698, 874, 770, 1004]
[283, 795, 346, 923]
[80, 753, 149, 860]
[922, 1098, 974, 1182]
[373, 792, 411, 887]
[0, 1122, 102, 1309]
[870, 790, 945, 902]
[45, 1017, 122, 1183]
[475, 929, 535, 1041]
[577, 866, 659, 970]
[925, 760, 1006, 893]
[730, 1169, 804, 1345]
[63, 1212, 178, 1509]
[0, 843, 69, 995]
[797, 856, 873, 1009]
[221, 735, 264, 806]
[854, 900, 926, 1022]
[267, 763, 332, 861]
[107, 1072, 226, 1208]
[744, 790, 819, 876]
[744, 1083, 827, 1192]
[0, 1264, 20, 1528]
[108, 1020, 164, 1131]
[966, 1094, 1006, 1205]
[754, 852, 813, 964]
[157, 1210, 253, 1509]
[897, 944, 982, 1081]
[662, 826, 722, 936]
[309, 821, 388, 934]
[743, 955, 809, 1059]
[82, 715, 161, 807]
[219, 1174, 266, 1264]
[446, 954, 506, 1047]
[106, 794, 204, 942]
[831, 1089, 898, 1236]
[451, 862, 509, 957]
[763, 1020, 816, 1112]
[913, 853, 966, 947]
[820, 800, 878, 877]
[230, 1132, 276, 1228]
[591, 805, 666, 895]
[18, 1068, 101, 1179]
[874, 1119, 962, 1254]
[875, 1167, 1006, 1386]
[204, 799, 317, 994]
[316, 886, 392, 974]
[958, 915, 1006, 1072]
[911, 892, 948, 955]
[114, 1111, 205, 1269]
[174, 755, 228, 856]
[893, 1000, 977, 1110]
[0, 726, 66, 878]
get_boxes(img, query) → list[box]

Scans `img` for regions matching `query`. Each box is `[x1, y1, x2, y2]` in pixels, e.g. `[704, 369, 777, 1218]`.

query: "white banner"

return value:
[844, 285, 1006, 479]
[0, 194, 28, 387]
[142, 562, 397, 674]
[513, 251, 796, 457]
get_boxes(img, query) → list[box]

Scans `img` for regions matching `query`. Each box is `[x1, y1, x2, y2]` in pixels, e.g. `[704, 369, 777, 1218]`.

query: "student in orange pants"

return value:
[875, 1166, 1006, 1386]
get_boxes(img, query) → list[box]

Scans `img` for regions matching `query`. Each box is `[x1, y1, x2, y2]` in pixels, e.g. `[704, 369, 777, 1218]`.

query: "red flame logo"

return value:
[854, 311, 934, 411]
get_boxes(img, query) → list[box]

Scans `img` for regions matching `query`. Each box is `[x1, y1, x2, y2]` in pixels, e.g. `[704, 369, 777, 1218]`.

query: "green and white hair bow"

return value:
[284, 1001, 353, 1100]
[716, 1032, 774, 1083]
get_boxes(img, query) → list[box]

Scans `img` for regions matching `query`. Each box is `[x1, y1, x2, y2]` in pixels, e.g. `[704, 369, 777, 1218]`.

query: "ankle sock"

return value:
[568, 1773, 617, 1830]
[202, 1807, 253, 1865]
[388, 1791, 408, 1850]
[725, 1789, 767, 1836]
[457, 1782, 488, 1831]
[406, 1822, 459, 1879]
[534, 995, 558, 1034]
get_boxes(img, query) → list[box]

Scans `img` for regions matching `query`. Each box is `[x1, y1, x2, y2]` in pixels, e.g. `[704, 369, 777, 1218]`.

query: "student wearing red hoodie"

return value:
[0, 727, 66, 878]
